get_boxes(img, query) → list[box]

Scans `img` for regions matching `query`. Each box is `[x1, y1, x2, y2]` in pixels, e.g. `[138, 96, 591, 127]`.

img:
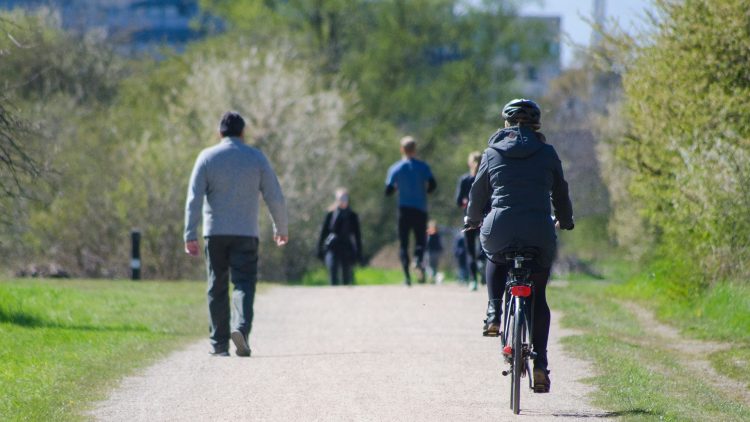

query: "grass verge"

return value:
[549, 279, 750, 421]
[298, 266, 404, 286]
[609, 275, 750, 387]
[0, 278, 206, 421]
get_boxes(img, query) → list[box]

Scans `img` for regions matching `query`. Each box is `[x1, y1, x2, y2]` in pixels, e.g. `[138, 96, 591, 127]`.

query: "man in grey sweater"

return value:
[184, 111, 288, 357]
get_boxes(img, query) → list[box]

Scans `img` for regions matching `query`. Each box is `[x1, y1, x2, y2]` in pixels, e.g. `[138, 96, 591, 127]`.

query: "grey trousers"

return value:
[205, 236, 259, 351]
[427, 252, 441, 279]
[325, 251, 354, 285]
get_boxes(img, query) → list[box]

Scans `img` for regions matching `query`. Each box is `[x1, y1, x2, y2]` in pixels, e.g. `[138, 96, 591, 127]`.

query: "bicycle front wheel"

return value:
[512, 297, 524, 415]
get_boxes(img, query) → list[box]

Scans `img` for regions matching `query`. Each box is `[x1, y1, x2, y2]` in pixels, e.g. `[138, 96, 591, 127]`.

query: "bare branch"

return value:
[7, 32, 32, 49]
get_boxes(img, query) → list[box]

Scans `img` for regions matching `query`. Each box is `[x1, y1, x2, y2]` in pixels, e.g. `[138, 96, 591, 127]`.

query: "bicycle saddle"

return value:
[501, 247, 540, 262]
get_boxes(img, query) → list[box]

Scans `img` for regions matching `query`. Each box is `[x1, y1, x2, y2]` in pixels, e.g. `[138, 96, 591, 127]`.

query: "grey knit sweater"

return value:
[184, 137, 288, 241]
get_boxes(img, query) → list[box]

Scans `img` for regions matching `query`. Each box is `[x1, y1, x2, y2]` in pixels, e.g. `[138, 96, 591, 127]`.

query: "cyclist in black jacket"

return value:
[318, 188, 363, 285]
[466, 99, 574, 393]
[455, 151, 483, 291]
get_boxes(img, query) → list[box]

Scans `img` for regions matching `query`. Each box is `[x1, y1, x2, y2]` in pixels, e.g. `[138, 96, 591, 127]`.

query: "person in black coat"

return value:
[455, 151, 483, 291]
[466, 99, 574, 393]
[318, 188, 363, 286]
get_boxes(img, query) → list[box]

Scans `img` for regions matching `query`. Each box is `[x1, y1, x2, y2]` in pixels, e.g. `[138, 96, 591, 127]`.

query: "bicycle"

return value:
[461, 224, 542, 414]
[499, 247, 540, 415]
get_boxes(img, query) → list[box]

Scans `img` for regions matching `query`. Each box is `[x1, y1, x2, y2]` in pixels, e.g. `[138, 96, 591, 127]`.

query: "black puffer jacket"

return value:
[318, 207, 363, 263]
[466, 126, 574, 267]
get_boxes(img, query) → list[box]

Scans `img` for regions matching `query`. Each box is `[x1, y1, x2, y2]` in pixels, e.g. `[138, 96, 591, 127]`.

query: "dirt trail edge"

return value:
[91, 283, 610, 421]
[621, 301, 750, 406]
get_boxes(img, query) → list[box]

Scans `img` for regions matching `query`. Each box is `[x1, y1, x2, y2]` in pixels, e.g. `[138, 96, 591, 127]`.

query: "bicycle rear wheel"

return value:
[506, 302, 514, 410]
[512, 297, 524, 414]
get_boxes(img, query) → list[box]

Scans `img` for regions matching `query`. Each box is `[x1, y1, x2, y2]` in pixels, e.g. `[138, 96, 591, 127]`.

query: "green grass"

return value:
[298, 266, 404, 286]
[0, 278, 206, 421]
[710, 347, 750, 390]
[549, 279, 750, 421]
[611, 277, 750, 343]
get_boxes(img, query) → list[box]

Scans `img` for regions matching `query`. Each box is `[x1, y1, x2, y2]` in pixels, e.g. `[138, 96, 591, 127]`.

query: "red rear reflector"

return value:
[511, 285, 532, 297]
[503, 346, 512, 355]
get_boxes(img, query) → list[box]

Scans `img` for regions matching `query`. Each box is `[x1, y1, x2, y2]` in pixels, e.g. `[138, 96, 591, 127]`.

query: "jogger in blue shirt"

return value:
[385, 136, 436, 285]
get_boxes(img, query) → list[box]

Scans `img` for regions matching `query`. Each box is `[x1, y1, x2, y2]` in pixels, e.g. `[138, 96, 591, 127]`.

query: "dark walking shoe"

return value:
[413, 263, 426, 284]
[482, 299, 502, 337]
[403, 278, 412, 287]
[533, 367, 551, 393]
[231, 331, 251, 357]
[209, 347, 230, 357]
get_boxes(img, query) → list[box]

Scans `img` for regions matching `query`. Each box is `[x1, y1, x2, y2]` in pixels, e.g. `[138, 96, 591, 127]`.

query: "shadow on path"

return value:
[518, 408, 655, 419]
[550, 408, 655, 418]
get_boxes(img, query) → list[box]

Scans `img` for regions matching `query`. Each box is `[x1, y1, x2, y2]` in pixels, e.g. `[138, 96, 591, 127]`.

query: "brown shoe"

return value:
[482, 299, 502, 337]
[533, 368, 550, 393]
[483, 321, 501, 337]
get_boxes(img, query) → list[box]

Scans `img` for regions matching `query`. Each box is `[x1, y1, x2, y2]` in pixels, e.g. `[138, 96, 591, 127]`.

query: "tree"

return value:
[0, 17, 41, 211]
[540, 63, 616, 265]
[0, 10, 126, 276]
[0, 103, 38, 203]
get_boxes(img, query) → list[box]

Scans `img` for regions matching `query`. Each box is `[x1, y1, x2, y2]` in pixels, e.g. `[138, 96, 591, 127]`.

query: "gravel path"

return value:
[91, 284, 608, 421]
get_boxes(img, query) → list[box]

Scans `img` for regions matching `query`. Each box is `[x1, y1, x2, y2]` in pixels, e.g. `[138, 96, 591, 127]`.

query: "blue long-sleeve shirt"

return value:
[384, 158, 436, 212]
[184, 137, 288, 241]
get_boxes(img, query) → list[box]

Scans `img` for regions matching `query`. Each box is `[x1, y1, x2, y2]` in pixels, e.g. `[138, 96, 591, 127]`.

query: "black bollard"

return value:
[131, 230, 141, 280]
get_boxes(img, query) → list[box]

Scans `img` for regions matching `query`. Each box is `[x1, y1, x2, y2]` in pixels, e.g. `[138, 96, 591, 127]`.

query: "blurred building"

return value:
[1, 0, 212, 54]
[510, 16, 562, 98]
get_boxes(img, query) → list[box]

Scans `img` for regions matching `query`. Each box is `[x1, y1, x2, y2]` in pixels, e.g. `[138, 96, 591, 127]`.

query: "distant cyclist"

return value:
[385, 136, 437, 285]
[455, 151, 484, 291]
[465, 99, 574, 393]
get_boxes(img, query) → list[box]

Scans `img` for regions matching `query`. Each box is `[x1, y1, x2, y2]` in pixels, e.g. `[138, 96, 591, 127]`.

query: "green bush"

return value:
[613, 0, 750, 285]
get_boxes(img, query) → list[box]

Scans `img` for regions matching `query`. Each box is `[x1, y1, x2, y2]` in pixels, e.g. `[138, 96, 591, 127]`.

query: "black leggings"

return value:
[397, 207, 427, 278]
[464, 229, 479, 283]
[486, 259, 551, 369]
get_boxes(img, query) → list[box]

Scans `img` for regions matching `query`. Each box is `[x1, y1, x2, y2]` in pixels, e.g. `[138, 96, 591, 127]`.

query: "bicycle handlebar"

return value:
[462, 223, 480, 233]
